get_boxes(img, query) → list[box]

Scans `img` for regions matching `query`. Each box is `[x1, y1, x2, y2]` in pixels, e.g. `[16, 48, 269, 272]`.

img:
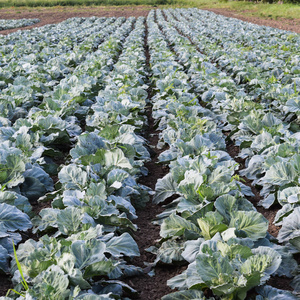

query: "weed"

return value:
[5, 240, 29, 298]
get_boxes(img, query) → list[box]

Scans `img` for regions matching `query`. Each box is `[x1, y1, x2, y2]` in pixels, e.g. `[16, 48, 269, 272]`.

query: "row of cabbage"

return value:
[0, 19, 40, 31]
[172, 8, 300, 108]
[0, 16, 129, 121]
[181, 9, 300, 66]
[147, 9, 300, 299]
[0, 16, 151, 299]
[164, 8, 300, 264]
[0, 12, 133, 284]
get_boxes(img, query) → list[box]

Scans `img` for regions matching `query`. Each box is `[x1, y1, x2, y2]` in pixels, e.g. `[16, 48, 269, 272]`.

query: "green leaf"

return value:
[261, 161, 297, 186]
[104, 148, 132, 169]
[215, 195, 255, 223]
[76, 294, 114, 300]
[256, 285, 299, 300]
[0, 244, 9, 272]
[106, 169, 129, 187]
[162, 290, 209, 300]
[80, 149, 105, 166]
[0, 203, 32, 232]
[208, 165, 233, 185]
[30, 265, 70, 300]
[20, 177, 46, 202]
[71, 239, 106, 270]
[57, 207, 85, 235]
[58, 164, 88, 190]
[33, 208, 59, 232]
[290, 236, 300, 251]
[83, 260, 116, 278]
[86, 182, 107, 199]
[217, 241, 252, 260]
[177, 170, 205, 200]
[156, 240, 185, 263]
[185, 202, 214, 224]
[241, 246, 281, 284]
[291, 275, 300, 293]
[278, 187, 300, 206]
[97, 214, 137, 231]
[195, 252, 234, 284]
[197, 211, 228, 240]
[161, 213, 201, 238]
[153, 173, 177, 204]
[181, 238, 205, 263]
[229, 211, 268, 241]
[106, 233, 139, 258]
[277, 207, 300, 243]
[167, 268, 194, 291]
[0, 154, 26, 189]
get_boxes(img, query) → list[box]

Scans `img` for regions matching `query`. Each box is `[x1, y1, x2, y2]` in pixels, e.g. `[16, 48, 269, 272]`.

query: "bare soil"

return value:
[125, 107, 186, 298]
[127, 104, 178, 300]
[0, 275, 13, 297]
[124, 26, 186, 298]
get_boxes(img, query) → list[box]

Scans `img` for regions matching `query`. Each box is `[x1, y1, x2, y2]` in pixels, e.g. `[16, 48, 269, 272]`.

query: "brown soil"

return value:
[125, 26, 186, 297]
[126, 106, 185, 300]
[124, 103, 186, 299]
[204, 8, 300, 34]
[267, 276, 294, 291]
[0, 274, 13, 296]
[0, 6, 151, 35]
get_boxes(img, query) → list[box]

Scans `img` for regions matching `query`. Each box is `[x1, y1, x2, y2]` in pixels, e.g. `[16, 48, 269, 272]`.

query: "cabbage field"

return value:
[0, 18, 40, 30]
[0, 8, 300, 300]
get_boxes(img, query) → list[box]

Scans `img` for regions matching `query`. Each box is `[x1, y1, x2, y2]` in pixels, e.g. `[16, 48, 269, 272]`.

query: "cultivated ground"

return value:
[0, 6, 300, 299]
[0, 5, 300, 35]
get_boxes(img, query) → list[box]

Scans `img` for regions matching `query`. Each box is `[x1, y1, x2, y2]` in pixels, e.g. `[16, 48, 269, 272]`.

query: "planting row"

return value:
[165, 8, 300, 260]
[0, 16, 153, 299]
[0, 16, 129, 120]
[0, 19, 39, 31]
[146, 9, 300, 299]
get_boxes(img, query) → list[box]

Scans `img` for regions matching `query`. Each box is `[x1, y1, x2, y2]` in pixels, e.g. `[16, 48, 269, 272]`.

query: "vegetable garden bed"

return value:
[0, 8, 299, 300]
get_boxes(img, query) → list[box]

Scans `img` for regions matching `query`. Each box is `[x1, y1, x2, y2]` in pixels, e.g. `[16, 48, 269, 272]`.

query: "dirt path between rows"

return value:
[123, 24, 187, 299]
[0, 6, 300, 35]
[127, 104, 186, 299]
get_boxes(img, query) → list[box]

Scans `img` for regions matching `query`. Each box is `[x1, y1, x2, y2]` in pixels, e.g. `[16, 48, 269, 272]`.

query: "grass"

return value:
[0, 0, 299, 21]
[204, 1, 300, 20]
